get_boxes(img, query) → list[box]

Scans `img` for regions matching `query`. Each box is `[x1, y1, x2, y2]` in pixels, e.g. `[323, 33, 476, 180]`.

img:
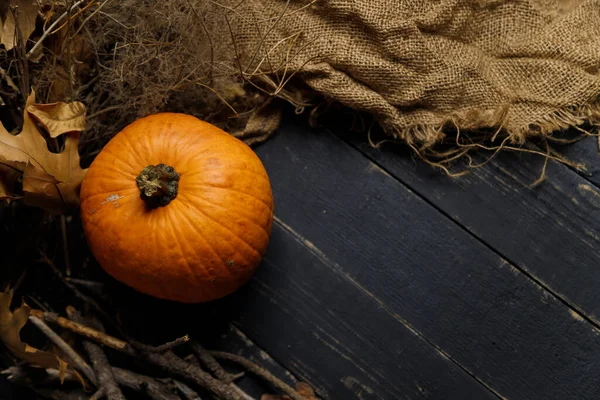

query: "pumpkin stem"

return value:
[136, 164, 180, 208]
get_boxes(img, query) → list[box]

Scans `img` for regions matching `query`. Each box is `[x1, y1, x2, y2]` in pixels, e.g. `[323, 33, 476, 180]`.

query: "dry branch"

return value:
[192, 341, 243, 383]
[31, 309, 245, 400]
[112, 367, 180, 400]
[28, 315, 97, 386]
[28, 309, 310, 400]
[68, 309, 125, 400]
[211, 352, 306, 400]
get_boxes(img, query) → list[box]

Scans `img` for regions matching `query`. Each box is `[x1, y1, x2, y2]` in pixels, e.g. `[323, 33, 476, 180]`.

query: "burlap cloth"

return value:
[226, 0, 600, 153]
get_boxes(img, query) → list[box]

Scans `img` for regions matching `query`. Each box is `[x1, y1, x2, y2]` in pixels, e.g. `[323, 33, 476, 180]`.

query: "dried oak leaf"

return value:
[261, 382, 316, 400]
[0, 161, 24, 199]
[0, 289, 68, 381]
[0, 90, 87, 213]
[1, 0, 40, 51]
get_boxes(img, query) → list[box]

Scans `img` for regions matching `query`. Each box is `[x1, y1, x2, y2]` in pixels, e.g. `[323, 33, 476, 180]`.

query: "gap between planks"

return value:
[336, 133, 600, 333]
[272, 215, 506, 400]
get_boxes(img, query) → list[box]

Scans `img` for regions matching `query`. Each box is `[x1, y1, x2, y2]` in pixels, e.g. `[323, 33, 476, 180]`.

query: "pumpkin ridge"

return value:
[185, 192, 272, 239]
[163, 207, 208, 289]
[117, 129, 148, 168]
[180, 192, 263, 259]
[183, 165, 271, 183]
[88, 163, 137, 183]
[181, 183, 273, 210]
[95, 150, 143, 177]
[172, 203, 235, 278]
[172, 206, 239, 281]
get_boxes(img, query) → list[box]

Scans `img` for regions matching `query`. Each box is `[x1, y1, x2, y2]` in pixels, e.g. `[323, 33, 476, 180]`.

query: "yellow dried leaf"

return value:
[1, 1, 40, 51]
[28, 101, 87, 138]
[0, 289, 68, 382]
[0, 90, 87, 213]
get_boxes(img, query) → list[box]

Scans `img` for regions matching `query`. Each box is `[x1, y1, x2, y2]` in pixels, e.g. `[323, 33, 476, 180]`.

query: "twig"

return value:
[11, 5, 29, 98]
[65, 278, 106, 294]
[143, 351, 244, 400]
[86, 105, 122, 120]
[3, 365, 179, 400]
[12, 269, 27, 294]
[146, 335, 190, 353]
[31, 310, 245, 400]
[60, 216, 71, 277]
[68, 308, 125, 400]
[0, 66, 20, 93]
[84, 343, 124, 400]
[75, 74, 100, 97]
[188, 355, 254, 400]
[191, 341, 243, 383]
[65, 278, 115, 307]
[89, 388, 105, 400]
[27, 0, 88, 59]
[211, 352, 305, 400]
[112, 367, 180, 400]
[39, 253, 115, 326]
[73, 0, 111, 38]
[186, 0, 214, 84]
[30, 309, 131, 352]
[28, 315, 97, 386]
[173, 380, 203, 400]
[118, 318, 190, 354]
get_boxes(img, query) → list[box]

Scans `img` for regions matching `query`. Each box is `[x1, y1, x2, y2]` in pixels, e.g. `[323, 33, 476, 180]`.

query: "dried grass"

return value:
[20, 0, 310, 163]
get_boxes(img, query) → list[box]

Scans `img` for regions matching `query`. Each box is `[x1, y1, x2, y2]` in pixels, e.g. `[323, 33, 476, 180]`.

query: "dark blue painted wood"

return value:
[339, 118, 600, 327]
[231, 223, 498, 400]
[250, 117, 600, 399]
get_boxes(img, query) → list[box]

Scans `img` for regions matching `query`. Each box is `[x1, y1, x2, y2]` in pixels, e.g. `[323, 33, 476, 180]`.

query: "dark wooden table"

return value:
[219, 112, 600, 400]
[4, 111, 600, 400]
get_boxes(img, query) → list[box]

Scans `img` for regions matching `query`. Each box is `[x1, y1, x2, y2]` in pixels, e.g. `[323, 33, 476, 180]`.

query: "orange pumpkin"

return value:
[80, 113, 274, 303]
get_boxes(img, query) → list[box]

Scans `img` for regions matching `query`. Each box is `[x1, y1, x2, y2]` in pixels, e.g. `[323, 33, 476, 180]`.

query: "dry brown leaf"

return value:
[295, 383, 316, 399]
[21, 161, 61, 209]
[261, 382, 316, 400]
[28, 101, 86, 138]
[0, 90, 87, 213]
[0, 289, 68, 381]
[1, 0, 40, 51]
[0, 161, 24, 200]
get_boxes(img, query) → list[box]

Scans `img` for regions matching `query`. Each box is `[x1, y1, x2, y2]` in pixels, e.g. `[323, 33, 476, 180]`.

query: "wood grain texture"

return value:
[554, 135, 600, 187]
[252, 118, 600, 399]
[340, 123, 600, 326]
[230, 223, 498, 400]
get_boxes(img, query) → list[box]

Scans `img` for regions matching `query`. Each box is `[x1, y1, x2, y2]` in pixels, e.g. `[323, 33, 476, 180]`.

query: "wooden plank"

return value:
[211, 324, 307, 398]
[231, 223, 498, 400]
[554, 135, 600, 187]
[340, 121, 600, 326]
[253, 119, 600, 399]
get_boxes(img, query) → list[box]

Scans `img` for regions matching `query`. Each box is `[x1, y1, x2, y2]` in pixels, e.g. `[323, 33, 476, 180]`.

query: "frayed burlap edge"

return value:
[355, 99, 600, 185]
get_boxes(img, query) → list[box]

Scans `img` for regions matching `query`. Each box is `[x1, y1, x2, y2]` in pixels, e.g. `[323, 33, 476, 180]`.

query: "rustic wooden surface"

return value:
[4, 113, 600, 399]
[229, 114, 600, 399]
